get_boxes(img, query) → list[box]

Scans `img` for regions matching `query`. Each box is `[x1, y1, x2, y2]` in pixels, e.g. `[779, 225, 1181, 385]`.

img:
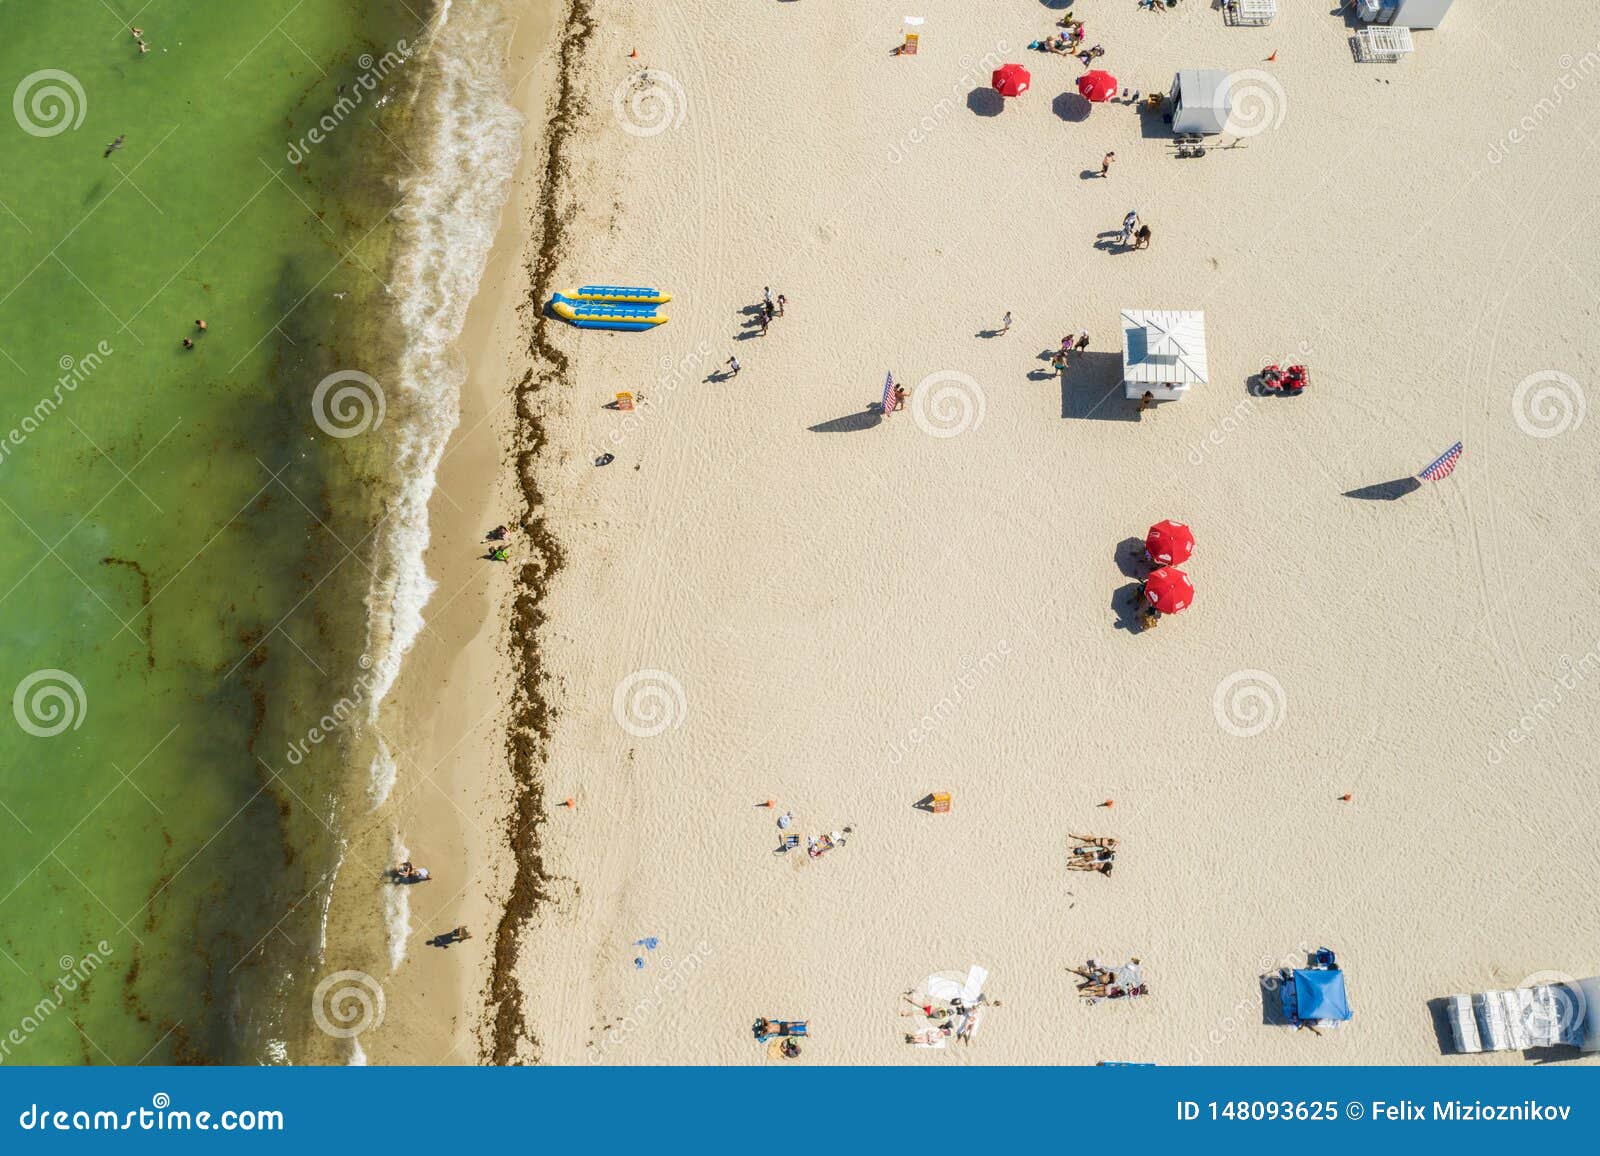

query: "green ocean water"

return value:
[0, 1, 425, 1063]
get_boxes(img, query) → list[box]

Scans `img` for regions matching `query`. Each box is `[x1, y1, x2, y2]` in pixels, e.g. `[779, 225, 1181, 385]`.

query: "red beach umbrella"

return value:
[992, 63, 1032, 98]
[1145, 520, 1195, 566]
[1143, 566, 1194, 614]
[1076, 70, 1118, 103]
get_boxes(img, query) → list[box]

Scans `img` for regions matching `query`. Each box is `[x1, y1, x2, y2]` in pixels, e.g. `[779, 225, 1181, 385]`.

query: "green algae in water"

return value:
[0, 1, 427, 1063]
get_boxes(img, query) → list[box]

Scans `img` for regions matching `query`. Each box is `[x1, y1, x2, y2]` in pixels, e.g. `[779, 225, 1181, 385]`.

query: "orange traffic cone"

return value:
[1337, 793, 1352, 803]
[561, 798, 575, 809]
[629, 48, 638, 59]
[1097, 799, 1114, 808]
[758, 799, 774, 808]
[1266, 49, 1277, 62]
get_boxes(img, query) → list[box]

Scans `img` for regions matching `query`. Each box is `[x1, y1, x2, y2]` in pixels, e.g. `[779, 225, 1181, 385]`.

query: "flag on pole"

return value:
[1418, 441, 1463, 482]
[882, 371, 897, 416]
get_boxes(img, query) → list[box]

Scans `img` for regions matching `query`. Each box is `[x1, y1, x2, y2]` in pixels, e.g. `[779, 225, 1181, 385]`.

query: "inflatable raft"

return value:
[551, 292, 668, 331]
[567, 284, 672, 305]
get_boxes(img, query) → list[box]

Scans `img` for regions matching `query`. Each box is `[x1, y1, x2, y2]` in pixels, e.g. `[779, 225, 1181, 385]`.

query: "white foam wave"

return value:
[385, 832, 412, 973]
[359, 1, 524, 736]
[347, 1037, 369, 1065]
[368, 734, 398, 810]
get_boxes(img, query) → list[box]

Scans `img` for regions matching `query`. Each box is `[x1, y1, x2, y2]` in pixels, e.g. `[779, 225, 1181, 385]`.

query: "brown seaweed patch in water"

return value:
[99, 557, 155, 670]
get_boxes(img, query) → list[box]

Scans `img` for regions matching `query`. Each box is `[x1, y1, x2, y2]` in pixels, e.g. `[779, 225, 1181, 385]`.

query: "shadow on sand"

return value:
[967, 87, 1004, 117]
[1062, 352, 1137, 422]
[1342, 477, 1421, 501]
[808, 404, 885, 434]
[1114, 537, 1148, 580]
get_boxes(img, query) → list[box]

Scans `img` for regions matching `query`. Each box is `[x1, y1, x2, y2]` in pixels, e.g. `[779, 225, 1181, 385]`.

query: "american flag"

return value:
[882, 371, 896, 416]
[1418, 441, 1463, 482]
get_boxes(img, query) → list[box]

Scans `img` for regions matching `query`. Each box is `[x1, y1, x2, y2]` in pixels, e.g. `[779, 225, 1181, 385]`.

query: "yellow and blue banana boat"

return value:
[551, 292, 669, 331]
[566, 285, 672, 305]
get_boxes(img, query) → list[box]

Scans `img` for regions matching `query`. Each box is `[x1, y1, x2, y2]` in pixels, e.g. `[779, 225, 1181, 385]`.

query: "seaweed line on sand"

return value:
[486, 0, 595, 1066]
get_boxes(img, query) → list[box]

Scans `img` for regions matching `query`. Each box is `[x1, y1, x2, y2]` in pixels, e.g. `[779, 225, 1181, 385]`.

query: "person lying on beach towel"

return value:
[1070, 834, 1117, 849]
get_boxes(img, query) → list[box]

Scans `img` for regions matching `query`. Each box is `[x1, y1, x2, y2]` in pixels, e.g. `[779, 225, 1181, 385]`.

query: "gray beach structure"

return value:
[1355, 0, 1454, 29]
[1168, 70, 1231, 136]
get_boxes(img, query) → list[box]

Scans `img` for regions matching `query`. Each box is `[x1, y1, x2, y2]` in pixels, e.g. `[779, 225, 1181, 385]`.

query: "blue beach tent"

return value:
[1280, 960, 1352, 1027]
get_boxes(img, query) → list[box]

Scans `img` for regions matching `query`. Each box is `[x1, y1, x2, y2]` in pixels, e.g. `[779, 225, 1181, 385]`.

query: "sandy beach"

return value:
[358, 0, 1600, 1065]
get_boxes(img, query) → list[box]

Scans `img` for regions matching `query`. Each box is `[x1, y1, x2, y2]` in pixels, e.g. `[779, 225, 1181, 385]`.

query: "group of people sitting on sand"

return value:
[1067, 833, 1116, 875]
[1069, 959, 1149, 1002]
[898, 991, 999, 1045]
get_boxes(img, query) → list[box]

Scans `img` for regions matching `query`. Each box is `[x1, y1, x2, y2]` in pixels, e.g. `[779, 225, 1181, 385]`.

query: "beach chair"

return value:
[1227, 0, 1276, 25]
[775, 834, 799, 853]
[1353, 26, 1414, 63]
[1313, 947, 1337, 969]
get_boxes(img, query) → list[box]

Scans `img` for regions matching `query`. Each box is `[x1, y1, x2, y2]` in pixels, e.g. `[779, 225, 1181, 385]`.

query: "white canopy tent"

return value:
[1168, 70, 1231, 135]
[1122, 310, 1208, 401]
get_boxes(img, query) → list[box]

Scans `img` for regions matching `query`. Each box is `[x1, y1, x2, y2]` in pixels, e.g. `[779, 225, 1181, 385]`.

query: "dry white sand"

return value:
[381, 0, 1600, 1064]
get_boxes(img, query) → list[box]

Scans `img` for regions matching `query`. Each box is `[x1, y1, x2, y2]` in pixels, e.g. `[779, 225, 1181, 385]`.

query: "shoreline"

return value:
[307, 0, 563, 1065]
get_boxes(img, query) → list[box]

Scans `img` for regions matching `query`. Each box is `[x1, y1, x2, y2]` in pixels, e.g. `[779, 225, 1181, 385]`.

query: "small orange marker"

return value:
[1337, 793, 1352, 803]
[561, 798, 575, 808]
[1097, 799, 1114, 808]
[629, 49, 638, 58]
[759, 799, 774, 808]
[1266, 49, 1277, 62]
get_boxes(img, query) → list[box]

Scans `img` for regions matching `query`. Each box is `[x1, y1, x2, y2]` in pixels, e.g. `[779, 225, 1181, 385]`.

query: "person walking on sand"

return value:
[776, 293, 786, 317]
[1134, 224, 1152, 250]
[1121, 210, 1139, 246]
[1000, 311, 1012, 334]
[1052, 349, 1068, 375]
[1100, 151, 1115, 178]
[1074, 331, 1089, 355]
[893, 383, 908, 412]
[763, 286, 774, 312]
[1139, 389, 1154, 414]
[727, 355, 740, 376]
[758, 312, 769, 337]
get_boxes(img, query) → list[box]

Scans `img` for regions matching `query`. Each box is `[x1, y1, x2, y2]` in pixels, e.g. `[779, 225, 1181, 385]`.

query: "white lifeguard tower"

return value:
[1122, 310, 1208, 401]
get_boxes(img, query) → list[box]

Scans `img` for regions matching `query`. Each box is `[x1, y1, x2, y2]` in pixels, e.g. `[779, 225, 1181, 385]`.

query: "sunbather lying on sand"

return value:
[1067, 858, 1113, 874]
[1069, 834, 1118, 849]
